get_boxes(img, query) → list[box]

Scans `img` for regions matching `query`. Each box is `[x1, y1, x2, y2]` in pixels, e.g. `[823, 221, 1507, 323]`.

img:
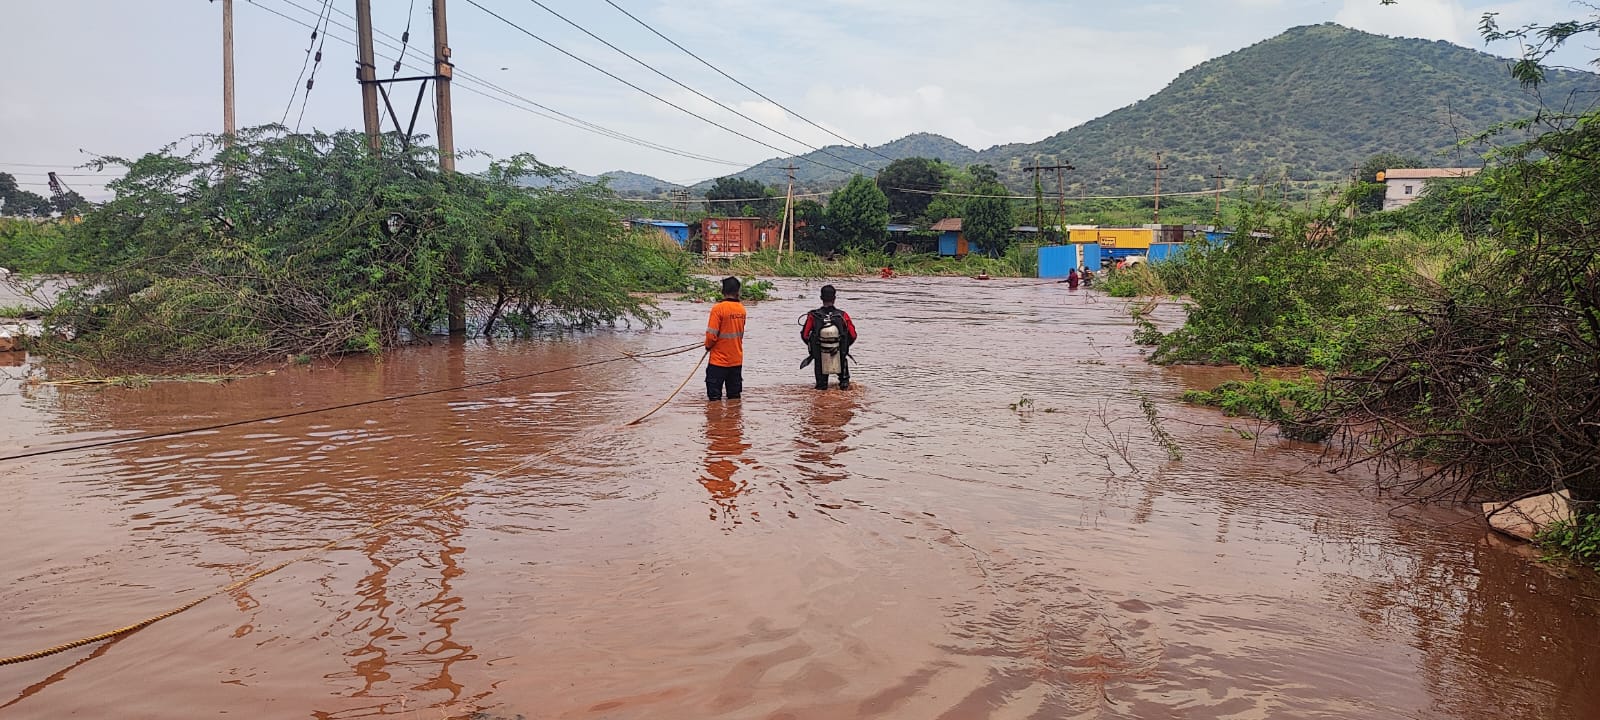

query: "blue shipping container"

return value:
[1037, 245, 1075, 278]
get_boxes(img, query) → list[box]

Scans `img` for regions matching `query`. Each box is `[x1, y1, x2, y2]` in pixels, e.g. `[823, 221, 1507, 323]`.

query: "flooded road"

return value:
[1, 277, 1596, 718]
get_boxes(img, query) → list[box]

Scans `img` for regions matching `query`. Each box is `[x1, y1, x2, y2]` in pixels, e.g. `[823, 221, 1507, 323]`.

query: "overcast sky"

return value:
[2, 0, 1591, 196]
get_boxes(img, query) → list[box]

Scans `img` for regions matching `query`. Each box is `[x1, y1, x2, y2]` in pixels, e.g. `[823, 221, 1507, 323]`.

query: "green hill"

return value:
[681, 23, 1599, 197]
[978, 23, 1600, 193]
[688, 132, 979, 193]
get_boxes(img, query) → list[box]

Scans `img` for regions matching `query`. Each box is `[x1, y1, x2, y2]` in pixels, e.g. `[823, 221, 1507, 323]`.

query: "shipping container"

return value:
[700, 217, 779, 258]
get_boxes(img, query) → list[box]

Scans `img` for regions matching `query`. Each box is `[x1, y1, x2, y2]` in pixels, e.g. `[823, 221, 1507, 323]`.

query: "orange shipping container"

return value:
[703, 217, 780, 257]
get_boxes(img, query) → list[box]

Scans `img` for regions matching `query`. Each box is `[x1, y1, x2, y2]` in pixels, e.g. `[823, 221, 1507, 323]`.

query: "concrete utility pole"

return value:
[780, 164, 796, 254]
[222, 0, 236, 143]
[433, 0, 465, 334]
[354, 0, 382, 153]
[434, 0, 456, 173]
[1024, 160, 1074, 240]
[1032, 158, 1043, 232]
[1210, 165, 1230, 224]
[1151, 152, 1168, 224]
[1055, 167, 1065, 232]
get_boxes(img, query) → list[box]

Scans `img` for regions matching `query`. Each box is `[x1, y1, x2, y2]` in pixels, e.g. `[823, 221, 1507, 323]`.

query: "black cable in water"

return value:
[0, 341, 704, 464]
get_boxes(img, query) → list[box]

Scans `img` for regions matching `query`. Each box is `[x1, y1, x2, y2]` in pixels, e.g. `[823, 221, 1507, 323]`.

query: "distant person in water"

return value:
[1082, 267, 1095, 287]
[704, 277, 747, 401]
[1067, 267, 1080, 290]
[800, 284, 858, 390]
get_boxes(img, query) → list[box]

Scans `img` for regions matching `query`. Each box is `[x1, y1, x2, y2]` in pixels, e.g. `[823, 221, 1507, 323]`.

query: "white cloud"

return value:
[3, 0, 1564, 184]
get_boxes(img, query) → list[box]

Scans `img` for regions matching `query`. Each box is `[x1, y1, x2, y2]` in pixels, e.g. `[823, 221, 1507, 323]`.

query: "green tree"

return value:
[0, 172, 55, 218]
[705, 176, 777, 218]
[824, 174, 889, 252]
[963, 181, 1012, 256]
[875, 157, 948, 221]
[923, 193, 965, 226]
[1355, 152, 1422, 213]
[791, 198, 830, 253]
[38, 127, 686, 367]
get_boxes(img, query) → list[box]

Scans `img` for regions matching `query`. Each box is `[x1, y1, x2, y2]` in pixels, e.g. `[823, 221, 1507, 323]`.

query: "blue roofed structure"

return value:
[629, 218, 690, 246]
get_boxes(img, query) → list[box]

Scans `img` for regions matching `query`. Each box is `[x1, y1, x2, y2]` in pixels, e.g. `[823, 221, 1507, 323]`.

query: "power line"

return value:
[279, 0, 332, 125]
[258, 0, 748, 166]
[0, 161, 95, 168]
[519, 0, 875, 174]
[461, 0, 858, 176]
[269, 0, 754, 168]
[249, 0, 750, 168]
[600, 0, 896, 163]
[389, 0, 416, 79]
[891, 186, 1222, 200]
[293, 0, 334, 131]
[0, 171, 123, 179]
[613, 190, 832, 203]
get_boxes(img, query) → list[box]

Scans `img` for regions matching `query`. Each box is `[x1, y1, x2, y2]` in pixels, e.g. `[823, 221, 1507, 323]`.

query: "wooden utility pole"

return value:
[354, 0, 382, 153]
[222, 0, 236, 142]
[434, 0, 456, 173]
[1151, 152, 1167, 224]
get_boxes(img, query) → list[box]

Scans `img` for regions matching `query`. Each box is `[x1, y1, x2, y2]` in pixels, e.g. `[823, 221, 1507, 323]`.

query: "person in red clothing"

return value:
[704, 277, 747, 401]
[800, 284, 858, 390]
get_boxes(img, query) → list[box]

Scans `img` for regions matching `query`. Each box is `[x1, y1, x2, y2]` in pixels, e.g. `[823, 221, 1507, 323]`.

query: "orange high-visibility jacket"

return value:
[704, 300, 747, 367]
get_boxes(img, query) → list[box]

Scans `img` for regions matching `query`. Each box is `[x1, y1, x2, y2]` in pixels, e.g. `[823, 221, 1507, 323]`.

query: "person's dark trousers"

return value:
[706, 363, 743, 400]
[812, 352, 850, 389]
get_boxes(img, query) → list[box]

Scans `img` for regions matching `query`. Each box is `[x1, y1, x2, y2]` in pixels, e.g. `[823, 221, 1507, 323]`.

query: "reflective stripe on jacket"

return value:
[705, 300, 747, 367]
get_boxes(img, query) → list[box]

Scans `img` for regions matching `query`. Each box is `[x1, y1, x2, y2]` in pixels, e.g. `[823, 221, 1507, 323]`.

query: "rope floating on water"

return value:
[627, 349, 708, 426]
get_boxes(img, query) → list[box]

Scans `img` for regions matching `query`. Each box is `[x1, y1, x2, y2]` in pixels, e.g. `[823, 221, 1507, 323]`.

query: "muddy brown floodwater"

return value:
[1, 277, 1597, 719]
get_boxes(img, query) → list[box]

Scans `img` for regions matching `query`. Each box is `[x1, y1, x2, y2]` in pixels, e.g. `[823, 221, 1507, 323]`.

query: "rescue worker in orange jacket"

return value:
[704, 277, 748, 400]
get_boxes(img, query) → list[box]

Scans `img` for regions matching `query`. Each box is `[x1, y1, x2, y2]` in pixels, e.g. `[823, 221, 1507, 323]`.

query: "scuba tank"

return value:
[818, 324, 843, 375]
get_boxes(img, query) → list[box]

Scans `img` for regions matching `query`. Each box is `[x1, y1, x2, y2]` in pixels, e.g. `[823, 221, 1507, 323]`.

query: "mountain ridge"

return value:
[600, 23, 1599, 197]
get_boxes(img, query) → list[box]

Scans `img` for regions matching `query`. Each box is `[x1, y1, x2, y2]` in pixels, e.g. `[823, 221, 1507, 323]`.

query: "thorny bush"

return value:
[33, 127, 691, 368]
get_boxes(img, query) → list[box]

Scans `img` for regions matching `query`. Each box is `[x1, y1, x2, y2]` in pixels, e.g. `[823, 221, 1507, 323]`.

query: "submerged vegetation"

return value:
[14, 128, 694, 367]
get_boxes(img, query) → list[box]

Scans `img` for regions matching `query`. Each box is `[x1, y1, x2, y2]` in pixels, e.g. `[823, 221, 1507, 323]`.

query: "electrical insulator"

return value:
[401, 31, 410, 43]
[314, 51, 322, 62]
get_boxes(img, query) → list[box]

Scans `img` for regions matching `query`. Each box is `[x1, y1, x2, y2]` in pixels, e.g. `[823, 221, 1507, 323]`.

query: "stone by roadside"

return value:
[1484, 489, 1574, 542]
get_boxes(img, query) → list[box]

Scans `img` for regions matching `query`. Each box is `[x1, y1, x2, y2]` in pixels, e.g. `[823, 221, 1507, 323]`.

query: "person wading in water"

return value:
[705, 277, 747, 401]
[800, 284, 858, 390]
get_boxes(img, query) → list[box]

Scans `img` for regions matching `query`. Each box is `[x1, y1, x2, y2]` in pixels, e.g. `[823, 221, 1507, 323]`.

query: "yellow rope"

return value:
[626, 350, 707, 426]
[1, 343, 710, 667]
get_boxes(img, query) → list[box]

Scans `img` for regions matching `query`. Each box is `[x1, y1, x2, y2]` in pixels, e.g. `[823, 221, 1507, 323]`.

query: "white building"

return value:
[1380, 168, 1479, 210]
